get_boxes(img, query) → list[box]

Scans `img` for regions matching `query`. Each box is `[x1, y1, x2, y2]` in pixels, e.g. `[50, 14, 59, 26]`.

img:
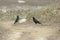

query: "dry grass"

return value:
[0, 7, 60, 40]
[0, 7, 60, 23]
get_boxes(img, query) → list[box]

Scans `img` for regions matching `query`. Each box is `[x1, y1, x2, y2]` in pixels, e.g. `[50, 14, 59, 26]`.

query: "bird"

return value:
[14, 15, 19, 24]
[32, 17, 41, 24]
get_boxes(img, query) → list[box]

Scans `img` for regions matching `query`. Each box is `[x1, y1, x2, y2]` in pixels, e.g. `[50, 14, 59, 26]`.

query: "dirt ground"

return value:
[0, 21, 60, 40]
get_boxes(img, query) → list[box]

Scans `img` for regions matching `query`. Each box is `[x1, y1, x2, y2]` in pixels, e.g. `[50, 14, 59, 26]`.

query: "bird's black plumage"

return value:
[14, 16, 19, 24]
[32, 17, 41, 24]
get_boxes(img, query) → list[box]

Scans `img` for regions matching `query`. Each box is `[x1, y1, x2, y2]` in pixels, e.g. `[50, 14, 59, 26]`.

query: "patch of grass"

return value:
[0, 7, 60, 23]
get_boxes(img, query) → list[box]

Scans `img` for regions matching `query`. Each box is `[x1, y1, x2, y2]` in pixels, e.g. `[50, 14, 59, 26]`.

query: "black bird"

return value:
[32, 17, 41, 24]
[14, 16, 19, 24]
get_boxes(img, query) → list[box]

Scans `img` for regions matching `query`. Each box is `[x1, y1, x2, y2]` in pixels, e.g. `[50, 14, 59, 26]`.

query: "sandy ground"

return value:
[0, 21, 60, 40]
